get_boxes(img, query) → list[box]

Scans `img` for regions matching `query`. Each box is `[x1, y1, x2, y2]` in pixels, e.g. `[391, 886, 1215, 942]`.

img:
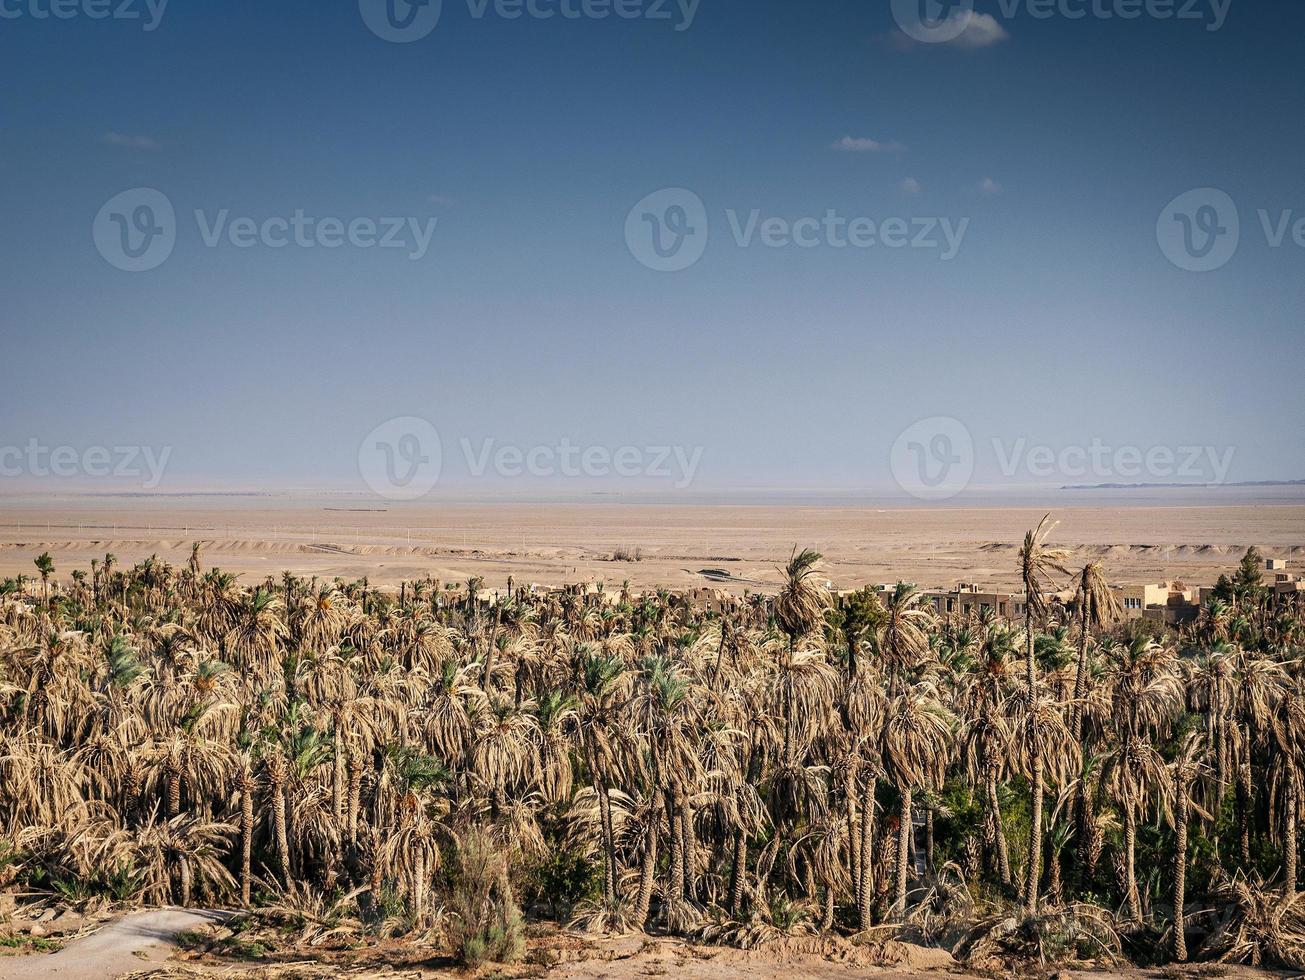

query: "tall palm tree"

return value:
[1101, 635, 1181, 923]
[1070, 562, 1120, 743]
[34, 552, 54, 607]
[882, 680, 953, 921]
[1168, 732, 1208, 960]
[774, 548, 830, 647]
[1016, 515, 1069, 914]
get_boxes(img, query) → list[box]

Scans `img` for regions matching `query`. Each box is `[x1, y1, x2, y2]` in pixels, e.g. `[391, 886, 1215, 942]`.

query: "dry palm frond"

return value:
[1198, 871, 1305, 969]
[696, 888, 816, 949]
[567, 895, 635, 935]
[954, 903, 1122, 967]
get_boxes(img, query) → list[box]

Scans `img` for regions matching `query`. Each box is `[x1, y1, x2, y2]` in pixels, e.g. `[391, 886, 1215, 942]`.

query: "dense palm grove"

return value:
[2, 523, 1304, 967]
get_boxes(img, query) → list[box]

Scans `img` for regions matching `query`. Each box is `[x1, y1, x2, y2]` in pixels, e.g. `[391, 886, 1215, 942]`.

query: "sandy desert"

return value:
[1, 490, 1301, 594]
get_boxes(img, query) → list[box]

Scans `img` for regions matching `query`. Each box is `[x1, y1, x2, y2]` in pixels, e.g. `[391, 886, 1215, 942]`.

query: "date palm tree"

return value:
[882, 680, 953, 921]
[1016, 515, 1070, 914]
[1168, 732, 1209, 960]
[33, 552, 54, 607]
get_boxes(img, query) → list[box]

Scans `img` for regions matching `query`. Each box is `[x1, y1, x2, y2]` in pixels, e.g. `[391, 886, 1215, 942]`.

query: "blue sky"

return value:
[1, 0, 1302, 495]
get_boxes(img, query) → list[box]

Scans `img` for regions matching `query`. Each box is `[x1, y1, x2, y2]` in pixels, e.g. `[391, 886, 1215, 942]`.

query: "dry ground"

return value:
[1, 492, 1303, 594]
[0, 911, 1289, 980]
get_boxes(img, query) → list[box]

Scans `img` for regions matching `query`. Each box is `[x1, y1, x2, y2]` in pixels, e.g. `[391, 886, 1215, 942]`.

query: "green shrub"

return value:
[447, 829, 525, 966]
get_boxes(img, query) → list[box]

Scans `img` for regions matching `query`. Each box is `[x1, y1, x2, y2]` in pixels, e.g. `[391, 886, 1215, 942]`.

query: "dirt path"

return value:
[2, 909, 226, 979]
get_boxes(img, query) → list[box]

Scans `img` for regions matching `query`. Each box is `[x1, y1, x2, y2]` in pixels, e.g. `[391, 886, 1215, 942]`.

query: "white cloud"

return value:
[103, 132, 160, 151]
[899, 177, 922, 195]
[891, 11, 1010, 50]
[832, 136, 906, 153]
[978, 177, 1003, 196]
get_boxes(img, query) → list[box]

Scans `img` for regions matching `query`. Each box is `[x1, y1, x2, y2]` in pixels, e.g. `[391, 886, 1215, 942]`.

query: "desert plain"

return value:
[1, 488, 1301, 594]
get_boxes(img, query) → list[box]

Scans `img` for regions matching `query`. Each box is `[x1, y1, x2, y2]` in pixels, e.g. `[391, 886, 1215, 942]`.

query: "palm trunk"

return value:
[272, 773, 291, 883]
[1070, 607, 1089, 743]
[728, 826, 747, 915]
[1239, 756, 1253, 867]
[987, 767, 1012, 886]
[1286, 770, 1298, 900]
[635, 786, 663, 927]
[598, 782, 618, 903]
[1024, 616, 1042, 917]
[846, 763, 861, 902]
[679, 792, 694, 900]
[1124, 805, 1140, 923]
[895, 785, 912, 922]
[178, 856, 192, 907]
[1025, 753, 1043, 916]
[858, 775, 877, 930]
[668, 796, 685, 908]
[1174, 778, 1189, 961]
[925, 808, 934, 873]
[586, 733, 618, 905]
[167, 762, 181, 817]
[240, 767, 255, 906]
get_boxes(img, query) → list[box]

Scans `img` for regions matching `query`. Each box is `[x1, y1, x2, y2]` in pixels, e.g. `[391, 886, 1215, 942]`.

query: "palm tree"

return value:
[1168, 732, 1208, 960]
[882, 680, 953, 921]
[1016, 515, 1069, 914]
[572, 647, 626, 908]
[1070, 562, 1120, 742]
[34, 552, 54, 607]
[878, 583, 934, 690]
[774, 548, 830, 647]
[1101, 635, 1181, 923]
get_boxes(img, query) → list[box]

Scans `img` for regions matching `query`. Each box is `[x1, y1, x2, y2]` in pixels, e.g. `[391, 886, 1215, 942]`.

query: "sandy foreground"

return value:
[0, 910, 1280, 980]
[0, 491, 1302, 593]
